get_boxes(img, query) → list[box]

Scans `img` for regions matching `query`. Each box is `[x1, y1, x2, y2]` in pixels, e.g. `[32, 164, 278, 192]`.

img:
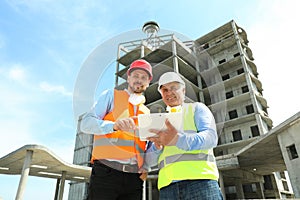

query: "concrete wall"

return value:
[277, 119, 300, 197]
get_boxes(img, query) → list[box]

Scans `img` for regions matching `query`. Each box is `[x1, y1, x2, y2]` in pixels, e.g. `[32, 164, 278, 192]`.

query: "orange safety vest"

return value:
[91, 90, 149, 167]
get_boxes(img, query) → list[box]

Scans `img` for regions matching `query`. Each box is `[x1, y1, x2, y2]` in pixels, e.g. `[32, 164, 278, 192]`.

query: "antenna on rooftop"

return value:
[142, 21, 160, 49]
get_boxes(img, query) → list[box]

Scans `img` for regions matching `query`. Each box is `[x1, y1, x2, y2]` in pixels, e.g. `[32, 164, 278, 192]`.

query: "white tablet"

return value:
[137, 112, 183, 141]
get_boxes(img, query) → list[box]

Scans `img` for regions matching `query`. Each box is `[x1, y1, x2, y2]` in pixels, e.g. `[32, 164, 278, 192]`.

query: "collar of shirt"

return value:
[166, 105, 182, 113]
[129, 93, 145, 105]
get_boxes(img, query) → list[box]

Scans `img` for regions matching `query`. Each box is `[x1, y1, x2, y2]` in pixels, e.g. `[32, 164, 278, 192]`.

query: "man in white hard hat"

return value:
[145, 72, 223, 200]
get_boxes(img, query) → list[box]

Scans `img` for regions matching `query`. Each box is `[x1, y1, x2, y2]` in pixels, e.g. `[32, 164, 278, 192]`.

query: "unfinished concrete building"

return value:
[69, 20, 297, 199]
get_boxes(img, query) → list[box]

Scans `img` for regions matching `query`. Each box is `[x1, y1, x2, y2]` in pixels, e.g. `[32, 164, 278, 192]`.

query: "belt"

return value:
[94, 159, 139, 173]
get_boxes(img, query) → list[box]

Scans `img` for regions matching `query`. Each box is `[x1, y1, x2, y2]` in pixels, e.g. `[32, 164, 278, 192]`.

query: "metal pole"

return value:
[15, 150, 33, 200]
[147, 179, 152, 200]
[142, 181, 146, 200]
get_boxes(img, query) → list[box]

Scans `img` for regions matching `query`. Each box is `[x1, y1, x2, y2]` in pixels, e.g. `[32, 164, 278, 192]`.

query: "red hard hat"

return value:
[127, 59, 153, 80]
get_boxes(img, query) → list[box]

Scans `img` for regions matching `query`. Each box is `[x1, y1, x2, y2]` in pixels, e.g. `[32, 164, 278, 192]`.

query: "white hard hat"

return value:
[158, 72, 185, 91]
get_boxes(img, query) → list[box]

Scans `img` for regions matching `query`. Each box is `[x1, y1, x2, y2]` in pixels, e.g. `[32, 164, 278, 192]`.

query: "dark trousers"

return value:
[87, 161, 143, 200]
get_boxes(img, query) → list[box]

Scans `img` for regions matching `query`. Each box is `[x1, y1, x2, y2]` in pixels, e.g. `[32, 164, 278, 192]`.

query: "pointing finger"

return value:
[149, 129, 160, 134]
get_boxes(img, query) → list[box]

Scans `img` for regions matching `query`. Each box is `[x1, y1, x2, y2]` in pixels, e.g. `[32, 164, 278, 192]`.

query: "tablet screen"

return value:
[137, 112, 183, 141]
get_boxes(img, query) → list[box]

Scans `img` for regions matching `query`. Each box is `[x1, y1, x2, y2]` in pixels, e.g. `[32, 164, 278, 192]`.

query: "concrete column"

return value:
[192, 46, 204, 102]
[54, 179, 60, 200]
[273, 175, 282, 199]
[255, 182, 265, 199]
[171, 39, 179, 72]
[235, 180, 245, 199]
[58, 171, 66, 200]
[141, 45, 145, 57]
[15, 150, 33, 200]
[218, 170, 226, 200]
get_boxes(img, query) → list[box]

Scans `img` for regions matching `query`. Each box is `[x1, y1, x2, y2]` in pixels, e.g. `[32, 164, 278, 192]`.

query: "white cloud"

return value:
[0, 70, 31, 109]
[39, 81, 72, 96]
[0, 63, 73, 156]
[0, 63, 27, 82]
[8, 65, 27, 82]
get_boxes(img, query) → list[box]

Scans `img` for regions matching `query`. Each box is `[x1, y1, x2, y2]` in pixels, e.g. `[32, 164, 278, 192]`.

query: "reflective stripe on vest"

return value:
[91, 90, 149, 167]
[94, 137, 134, 147]
[94, 137, 145, 154]
[157, 103, 219, 189]
[159, 152, 216, 169]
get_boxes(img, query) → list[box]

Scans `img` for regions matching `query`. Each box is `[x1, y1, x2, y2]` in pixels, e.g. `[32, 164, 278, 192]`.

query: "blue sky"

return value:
[1, 0, 300, 199]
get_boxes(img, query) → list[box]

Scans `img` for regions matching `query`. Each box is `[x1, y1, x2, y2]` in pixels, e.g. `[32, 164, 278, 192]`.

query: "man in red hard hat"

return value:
[127, 59, 153, 81]
[81, 59, 152, 200]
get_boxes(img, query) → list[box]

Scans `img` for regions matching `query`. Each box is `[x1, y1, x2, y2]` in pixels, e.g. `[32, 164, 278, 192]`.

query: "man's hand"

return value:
[113, 117, 137, 131]
[138, 168, 148, 181]
[147, 119, 179, 147]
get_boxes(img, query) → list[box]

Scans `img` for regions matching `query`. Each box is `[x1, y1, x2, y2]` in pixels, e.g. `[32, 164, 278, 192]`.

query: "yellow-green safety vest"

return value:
[157, 103, 219, 189]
